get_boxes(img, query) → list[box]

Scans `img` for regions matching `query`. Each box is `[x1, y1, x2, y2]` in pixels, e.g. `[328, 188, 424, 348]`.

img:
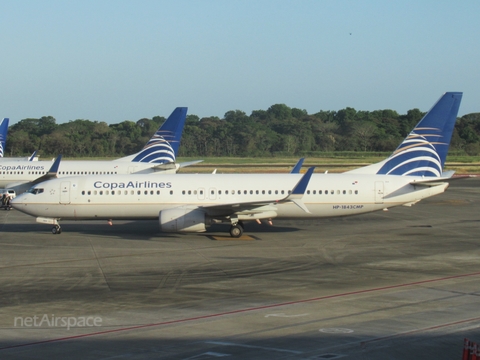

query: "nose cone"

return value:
[10, 194, 30, 215]
[11, 194, 23, 206]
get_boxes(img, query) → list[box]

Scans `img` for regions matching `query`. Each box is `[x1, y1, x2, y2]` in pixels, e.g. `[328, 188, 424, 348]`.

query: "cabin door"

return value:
[375, 181, 384, 204]
[60, 181, 71, 204]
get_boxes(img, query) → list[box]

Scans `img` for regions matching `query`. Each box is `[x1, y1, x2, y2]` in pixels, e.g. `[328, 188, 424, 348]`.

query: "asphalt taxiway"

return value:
[0, 178, 479, 359]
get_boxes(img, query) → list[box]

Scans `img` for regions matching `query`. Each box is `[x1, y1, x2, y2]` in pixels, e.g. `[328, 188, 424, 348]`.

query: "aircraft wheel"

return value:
[52, 225, 61, 235]
[229, 224, 243, 238]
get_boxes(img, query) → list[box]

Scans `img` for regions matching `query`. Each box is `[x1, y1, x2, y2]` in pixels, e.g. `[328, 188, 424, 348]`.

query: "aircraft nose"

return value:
[11, 195, 24, 207]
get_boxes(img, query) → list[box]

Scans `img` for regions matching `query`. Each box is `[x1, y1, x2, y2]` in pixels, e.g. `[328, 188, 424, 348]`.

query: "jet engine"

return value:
[159, 207, 208, 233]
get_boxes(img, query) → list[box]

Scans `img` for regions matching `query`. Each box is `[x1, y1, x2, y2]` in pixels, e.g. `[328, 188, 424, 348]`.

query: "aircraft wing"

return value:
[200, 167, 315, 217]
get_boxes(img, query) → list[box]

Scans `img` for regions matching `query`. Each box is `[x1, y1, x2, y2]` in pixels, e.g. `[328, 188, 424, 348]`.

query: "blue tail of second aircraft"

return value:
[347, 92, 462, 177]
[377, 92, 462, 177]
[0, 118, 9, 158]
[117, 107, 188, 164]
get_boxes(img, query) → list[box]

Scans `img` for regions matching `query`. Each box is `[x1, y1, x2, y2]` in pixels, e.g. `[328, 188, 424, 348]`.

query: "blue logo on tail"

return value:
[132, 132, 176, 163]
[377, 127, 445, 177]
[131, 107, 187, 164]
[377, 92, 462, 177]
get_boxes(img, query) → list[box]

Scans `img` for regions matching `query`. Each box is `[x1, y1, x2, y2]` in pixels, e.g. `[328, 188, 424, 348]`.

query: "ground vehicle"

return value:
[0, 189, 16, 199]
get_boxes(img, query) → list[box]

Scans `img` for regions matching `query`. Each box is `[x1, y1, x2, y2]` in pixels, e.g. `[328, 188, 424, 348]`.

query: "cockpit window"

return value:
[28, 188, 44, 195]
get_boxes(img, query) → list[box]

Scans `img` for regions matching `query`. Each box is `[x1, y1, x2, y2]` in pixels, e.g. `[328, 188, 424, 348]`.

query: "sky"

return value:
[1, 0, 479, 125]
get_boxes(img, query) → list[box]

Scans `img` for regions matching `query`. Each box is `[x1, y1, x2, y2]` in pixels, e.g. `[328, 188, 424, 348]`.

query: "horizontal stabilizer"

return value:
[178, 160, 204, 168]
[409, 173, 475, 187]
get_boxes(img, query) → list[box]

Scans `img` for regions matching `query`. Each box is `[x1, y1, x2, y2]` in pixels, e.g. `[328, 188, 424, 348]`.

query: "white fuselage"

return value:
[0, 160, 172, 192]
[12, 172, 448, 221]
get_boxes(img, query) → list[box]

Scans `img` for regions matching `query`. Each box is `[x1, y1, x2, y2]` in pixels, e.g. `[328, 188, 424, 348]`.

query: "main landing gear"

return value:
[52, 225, 62, 234]
[229, 221, 244, 238]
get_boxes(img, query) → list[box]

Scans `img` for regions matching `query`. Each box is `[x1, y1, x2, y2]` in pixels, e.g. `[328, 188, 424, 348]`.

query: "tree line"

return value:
[5, 104, 480, 158]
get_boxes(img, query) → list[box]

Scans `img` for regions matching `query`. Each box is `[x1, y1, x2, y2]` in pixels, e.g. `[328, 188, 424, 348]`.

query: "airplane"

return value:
[1, 107, 193, 193]
[12, 92, 464, 237]
[0, 118, 8, 158]
[0, 118, 37, 161]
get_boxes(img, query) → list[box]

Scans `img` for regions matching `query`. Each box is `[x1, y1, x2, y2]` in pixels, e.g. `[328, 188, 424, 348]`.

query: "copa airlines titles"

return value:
[94, 180, 172, 190]
[0, 164, 46, 171]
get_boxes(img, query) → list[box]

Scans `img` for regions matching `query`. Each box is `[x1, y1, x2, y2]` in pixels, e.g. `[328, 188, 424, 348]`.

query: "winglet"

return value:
[280, 166, 315, 213]
[28, 150, 38, 161]
[290, 167, 315, 196]
[29, 155, 62, 186]
[48, 155, 62, 175]
[290, 158, 305, 174]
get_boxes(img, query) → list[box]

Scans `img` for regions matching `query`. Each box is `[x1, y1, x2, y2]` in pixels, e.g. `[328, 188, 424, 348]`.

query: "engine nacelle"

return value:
[159, 207, 207, 233]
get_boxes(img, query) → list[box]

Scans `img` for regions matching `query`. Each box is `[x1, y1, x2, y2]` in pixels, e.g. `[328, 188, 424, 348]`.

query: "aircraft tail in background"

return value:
[117, 107, 188, 164]
[347, 92, 462, 177]
[0, 118, 9, 157]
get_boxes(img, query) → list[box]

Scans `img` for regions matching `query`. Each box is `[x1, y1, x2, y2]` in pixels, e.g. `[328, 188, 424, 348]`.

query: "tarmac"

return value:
[0, 178, 479, 359]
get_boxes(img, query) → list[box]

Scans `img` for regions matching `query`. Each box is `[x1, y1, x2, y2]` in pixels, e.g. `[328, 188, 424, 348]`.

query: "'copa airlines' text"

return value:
[93, 181, 172, 190]
[0, 164, 46, 171]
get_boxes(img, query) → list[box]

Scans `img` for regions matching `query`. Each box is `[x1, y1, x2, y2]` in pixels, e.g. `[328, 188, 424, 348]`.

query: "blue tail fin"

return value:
[131, 107, 187, 163]
[376, 92, 462, 177]
[0, 118, 9, 158]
